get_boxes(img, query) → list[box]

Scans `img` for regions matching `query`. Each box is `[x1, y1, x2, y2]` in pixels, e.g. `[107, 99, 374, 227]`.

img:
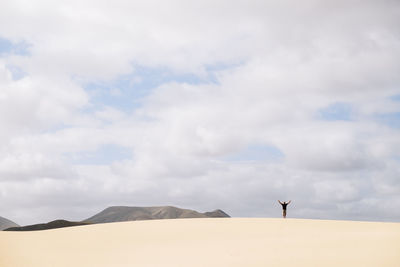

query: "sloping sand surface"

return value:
[1, 218, 399, 267]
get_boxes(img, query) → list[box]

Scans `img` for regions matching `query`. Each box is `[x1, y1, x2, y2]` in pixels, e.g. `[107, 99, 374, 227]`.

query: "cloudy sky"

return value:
[0, 0, 399, 225]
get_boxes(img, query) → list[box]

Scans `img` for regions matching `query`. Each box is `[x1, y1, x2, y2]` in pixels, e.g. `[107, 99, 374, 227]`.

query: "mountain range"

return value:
[83, 206, 230, 224]
[4, 220, 90, 231]
[0, 216, 19, 230]
[3, 206, 230, 231]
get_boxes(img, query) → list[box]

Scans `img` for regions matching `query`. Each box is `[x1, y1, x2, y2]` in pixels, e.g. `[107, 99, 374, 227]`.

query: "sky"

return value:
[0, 0, 399, 225]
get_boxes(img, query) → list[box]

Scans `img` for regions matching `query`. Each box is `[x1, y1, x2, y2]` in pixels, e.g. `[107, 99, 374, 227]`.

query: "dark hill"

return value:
[3, 206, 230, 231]
[4, 219, 91, 231]
[84, 206, 230, 224]
[0, 216, 19, 230]
[204, 209, 230, 218]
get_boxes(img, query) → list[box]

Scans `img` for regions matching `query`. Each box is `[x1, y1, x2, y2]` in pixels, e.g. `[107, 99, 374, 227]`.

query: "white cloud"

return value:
[0, 0, 399, 225]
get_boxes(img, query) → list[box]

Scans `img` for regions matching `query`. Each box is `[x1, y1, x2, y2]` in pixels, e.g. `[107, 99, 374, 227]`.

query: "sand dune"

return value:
[1, 218, 399, 267]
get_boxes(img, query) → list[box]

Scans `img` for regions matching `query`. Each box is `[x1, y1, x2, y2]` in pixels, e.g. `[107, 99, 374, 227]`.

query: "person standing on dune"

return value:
[278, 200, 291, 218]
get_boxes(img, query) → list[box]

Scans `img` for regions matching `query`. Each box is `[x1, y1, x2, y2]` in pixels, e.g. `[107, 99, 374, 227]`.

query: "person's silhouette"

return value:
[278, 200, 291, 218]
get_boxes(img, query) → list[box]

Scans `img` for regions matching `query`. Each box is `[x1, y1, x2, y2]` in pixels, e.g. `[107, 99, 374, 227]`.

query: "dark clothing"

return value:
[279, 201, 290, 218]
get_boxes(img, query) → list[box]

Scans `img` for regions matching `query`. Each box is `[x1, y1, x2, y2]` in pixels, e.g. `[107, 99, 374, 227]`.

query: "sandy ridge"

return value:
[1, 218, 399, 267]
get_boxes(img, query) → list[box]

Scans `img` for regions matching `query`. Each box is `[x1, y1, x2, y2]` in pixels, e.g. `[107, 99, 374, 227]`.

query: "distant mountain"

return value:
[204, 209, 230, 218]
[3, 206, 230, 231]
[84, 206, 230, 224]
[4, 220, 91, 231]
[0, 216, 19, 230]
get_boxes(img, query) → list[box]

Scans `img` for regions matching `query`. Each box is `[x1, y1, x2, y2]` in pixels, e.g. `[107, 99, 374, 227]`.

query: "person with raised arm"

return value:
[278, 200, 291, 218]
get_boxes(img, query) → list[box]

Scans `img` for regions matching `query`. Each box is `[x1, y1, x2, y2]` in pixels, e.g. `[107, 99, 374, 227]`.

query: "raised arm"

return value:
[278, 200, 283, 205]
[287, 200, 291, 205]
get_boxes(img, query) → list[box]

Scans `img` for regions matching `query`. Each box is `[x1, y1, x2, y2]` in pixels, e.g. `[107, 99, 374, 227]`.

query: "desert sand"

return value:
[1, 218, 399, 267]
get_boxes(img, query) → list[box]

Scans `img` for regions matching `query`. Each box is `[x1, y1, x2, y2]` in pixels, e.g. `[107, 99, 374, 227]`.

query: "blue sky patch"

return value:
[67, 144, 133, 165]
[84, 64, 223, 113]
[223, 144, 284, 162]
[6, 65, 27, 80]
[376, 95, 400, 128]
[376, 112, 400, 128]
[318, 102, 353, 121]
[204, 61, 243, 84]
[0, 37, 31, 56]
[0, 37, 13, 55]
[390, 94, 400, 102]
